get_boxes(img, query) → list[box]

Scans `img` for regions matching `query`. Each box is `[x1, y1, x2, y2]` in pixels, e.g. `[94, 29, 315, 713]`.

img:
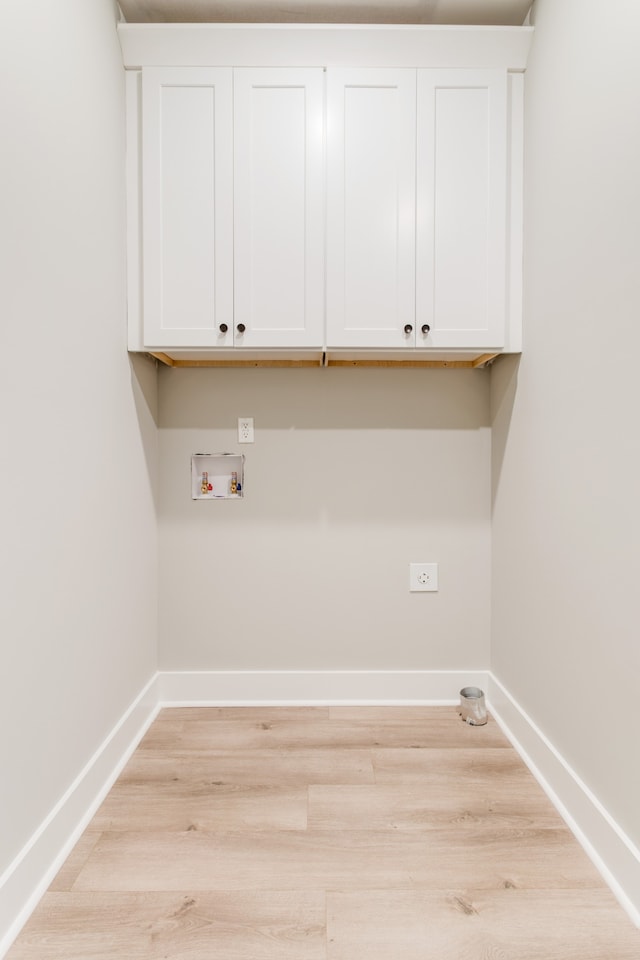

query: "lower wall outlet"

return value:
[409, 562, 438, 592]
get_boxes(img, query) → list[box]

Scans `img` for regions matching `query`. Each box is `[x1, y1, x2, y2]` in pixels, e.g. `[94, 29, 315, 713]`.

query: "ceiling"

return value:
[118, 0, 534, 26]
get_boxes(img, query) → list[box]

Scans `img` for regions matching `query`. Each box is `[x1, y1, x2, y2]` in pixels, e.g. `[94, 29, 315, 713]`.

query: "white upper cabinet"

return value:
[233, 68, 324, 349]
[124, 28, 529, 361]
[142, 68, 233, 349]
[140, 66, 323, 351]
[326, 69, 417, 349]
[416, 70, 507, 349]
[326, 67, 509, 350]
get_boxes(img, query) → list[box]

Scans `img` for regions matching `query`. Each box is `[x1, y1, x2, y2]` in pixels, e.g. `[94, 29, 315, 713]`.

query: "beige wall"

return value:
[158, 367, 491, 672]
[491, 0, 640, 847]
[0, 0, 158, 875]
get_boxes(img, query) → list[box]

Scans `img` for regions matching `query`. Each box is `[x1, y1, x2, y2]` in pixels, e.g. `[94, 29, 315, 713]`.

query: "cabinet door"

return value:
[141, 67, 233, 348]
[233, 68, 324, 349]
[416, 70, 507, 349]
[326, 69, 416, 349]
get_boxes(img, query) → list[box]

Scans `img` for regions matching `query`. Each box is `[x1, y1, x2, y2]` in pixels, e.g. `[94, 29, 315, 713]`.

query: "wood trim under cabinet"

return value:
[148, 352, 500, 369]
[150, 353, 324, 368]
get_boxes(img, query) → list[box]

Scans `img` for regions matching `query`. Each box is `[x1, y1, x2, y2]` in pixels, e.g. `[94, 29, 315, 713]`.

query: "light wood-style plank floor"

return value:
[7, 706, 640, 958]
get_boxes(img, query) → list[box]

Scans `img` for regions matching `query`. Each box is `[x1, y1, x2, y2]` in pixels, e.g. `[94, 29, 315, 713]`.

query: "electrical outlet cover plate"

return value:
[409, 562, 438, 592]
[238, 417, 254, 443]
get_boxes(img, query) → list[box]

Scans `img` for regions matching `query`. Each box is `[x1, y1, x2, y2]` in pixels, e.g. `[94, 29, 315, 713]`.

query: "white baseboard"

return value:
[0, 673, 160, 959]
[157, 668, 489, 705]
[487, 672, 640, 928]
[4, 666, 638, 958]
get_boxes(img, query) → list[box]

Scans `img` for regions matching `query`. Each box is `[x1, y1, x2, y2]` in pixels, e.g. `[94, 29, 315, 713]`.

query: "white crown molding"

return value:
[117, 23, 533, 70]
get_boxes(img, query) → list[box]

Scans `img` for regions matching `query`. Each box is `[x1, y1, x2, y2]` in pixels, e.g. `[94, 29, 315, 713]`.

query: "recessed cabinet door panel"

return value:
[234, 68, 324, 348]
[327, 69, 416, 349]
[416, 70, 507, 349]
[142, 67, 233, 348]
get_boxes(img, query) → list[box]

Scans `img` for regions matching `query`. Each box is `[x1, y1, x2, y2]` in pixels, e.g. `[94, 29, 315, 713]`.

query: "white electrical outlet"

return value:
[409, 562, 438, 592]
[238, 417, 254, 443]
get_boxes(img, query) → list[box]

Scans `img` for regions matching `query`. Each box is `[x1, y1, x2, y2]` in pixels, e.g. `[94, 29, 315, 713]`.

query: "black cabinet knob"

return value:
[236, 323, 246, 334]
[219, 323, 228, 333]
[421, 324, 431, 335]
[404, 324, 413, 335]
